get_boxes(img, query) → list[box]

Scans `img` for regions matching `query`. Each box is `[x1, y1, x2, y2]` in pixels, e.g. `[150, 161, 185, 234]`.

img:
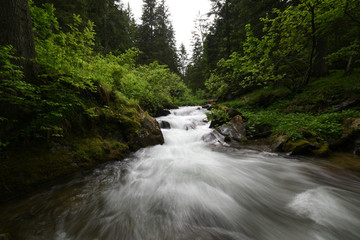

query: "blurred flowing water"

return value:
[1, 106, 360, 240]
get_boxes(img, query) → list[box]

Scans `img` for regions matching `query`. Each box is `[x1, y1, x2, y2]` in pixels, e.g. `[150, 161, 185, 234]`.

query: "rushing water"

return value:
[2, 106, 360, 240]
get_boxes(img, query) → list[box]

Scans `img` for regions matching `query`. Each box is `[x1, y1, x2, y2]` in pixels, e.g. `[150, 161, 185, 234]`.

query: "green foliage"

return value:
[201, 0, 360, 99]
[117, 62, 187, 115]
[32, 0, 137, 54]
[177, 86, 209, 106]
[206, 108, 230, 126]
[0, 45, 39, 108]
[205, 24, 284, 98]
[327, 40, 360, 67]
[0, 2, 190, 149]
[32, 2, 97, 91]
[242, 109, 360, 141]
[205, 74, 229, 99]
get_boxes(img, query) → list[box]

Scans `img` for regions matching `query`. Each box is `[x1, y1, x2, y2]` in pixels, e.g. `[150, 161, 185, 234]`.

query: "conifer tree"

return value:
[137, 0, 179, 72]
[178, 44, 188, 77]
[137, 0, 157, 64]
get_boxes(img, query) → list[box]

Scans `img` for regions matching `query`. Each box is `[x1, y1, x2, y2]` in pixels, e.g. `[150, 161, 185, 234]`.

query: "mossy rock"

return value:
[282, 139, 318, 155]
[130, 110, 164, 151]
[71, 137, 105, 165]
[103, 138, 129, 160]
[270, 135, 289, 152]
[312, 143, 330, 157]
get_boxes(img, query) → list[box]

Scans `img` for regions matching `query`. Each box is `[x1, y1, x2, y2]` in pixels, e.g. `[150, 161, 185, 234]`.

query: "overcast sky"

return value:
[123, 0, 212, 53]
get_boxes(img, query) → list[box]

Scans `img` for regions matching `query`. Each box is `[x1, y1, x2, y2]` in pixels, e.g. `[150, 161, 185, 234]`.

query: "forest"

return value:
[0, 0, 360, 199]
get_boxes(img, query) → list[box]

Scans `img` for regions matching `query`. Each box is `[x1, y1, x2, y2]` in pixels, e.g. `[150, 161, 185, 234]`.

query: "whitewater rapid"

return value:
[1, 106, 360, 240]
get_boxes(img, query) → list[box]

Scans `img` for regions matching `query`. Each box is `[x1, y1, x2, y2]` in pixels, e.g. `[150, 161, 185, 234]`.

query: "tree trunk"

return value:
[103, 2, 109, 54]
[0, 0, 37, 81]
[346, 35, 359, 74]
[313, 36, 329, 77]
[303, 3, 316, 86]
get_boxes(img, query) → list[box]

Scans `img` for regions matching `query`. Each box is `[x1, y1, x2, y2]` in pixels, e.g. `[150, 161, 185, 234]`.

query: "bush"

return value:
[241, 109, 360, 141]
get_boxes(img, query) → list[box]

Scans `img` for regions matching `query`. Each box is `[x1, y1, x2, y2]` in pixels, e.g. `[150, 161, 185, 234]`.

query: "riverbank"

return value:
[204, 69, 360, 172]
[0, 100, 164, 203]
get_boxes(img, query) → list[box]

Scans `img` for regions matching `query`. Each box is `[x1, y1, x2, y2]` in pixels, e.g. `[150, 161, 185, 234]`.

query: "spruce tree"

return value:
[137, 0, 157, 64]
[137, 0, 178, 73]
[178, 44, 188, 77]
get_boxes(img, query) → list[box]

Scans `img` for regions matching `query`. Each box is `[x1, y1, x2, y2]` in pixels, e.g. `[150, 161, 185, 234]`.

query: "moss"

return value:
[97, 99, 142, 136]
[312, 143, 330, 157]
[283, 139, 308, 152]
[282, 139, 317, 155]
[71, 137, 105, 165]
[103, 138, 129, 160]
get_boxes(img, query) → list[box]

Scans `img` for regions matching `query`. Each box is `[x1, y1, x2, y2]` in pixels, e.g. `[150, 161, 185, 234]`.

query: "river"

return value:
[1, 106, 360, 240]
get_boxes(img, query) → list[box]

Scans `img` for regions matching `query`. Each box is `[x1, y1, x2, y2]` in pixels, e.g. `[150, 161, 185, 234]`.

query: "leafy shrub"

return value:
[241, 109, 360, 141]
[0, 45, 39, 109]
[206, 108, 230, 127]
[205, 24, 284, 99]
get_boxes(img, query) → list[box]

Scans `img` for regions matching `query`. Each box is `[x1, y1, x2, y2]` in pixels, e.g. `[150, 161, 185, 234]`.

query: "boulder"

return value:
[282, 139, 318, 155]
[202, 129, 228, 146]
[159, 120, 171, 129]
[185, 122, 197, 130]
[330, 118, 360, 153]
[131, 110, 164, 150]
[217, 116, 247, 142]
[208, 106, 243, 128]
[270, 135, 289, 152]
[155, 109, 171, 117]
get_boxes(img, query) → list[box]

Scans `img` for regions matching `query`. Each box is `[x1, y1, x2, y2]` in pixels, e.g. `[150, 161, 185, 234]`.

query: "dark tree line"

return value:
[185, 0, 360, 99]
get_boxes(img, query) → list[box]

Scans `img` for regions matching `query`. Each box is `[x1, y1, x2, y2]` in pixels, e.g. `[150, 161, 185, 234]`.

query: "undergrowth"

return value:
[241, 109, 360, 141]
[211, 69, 360, 142]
